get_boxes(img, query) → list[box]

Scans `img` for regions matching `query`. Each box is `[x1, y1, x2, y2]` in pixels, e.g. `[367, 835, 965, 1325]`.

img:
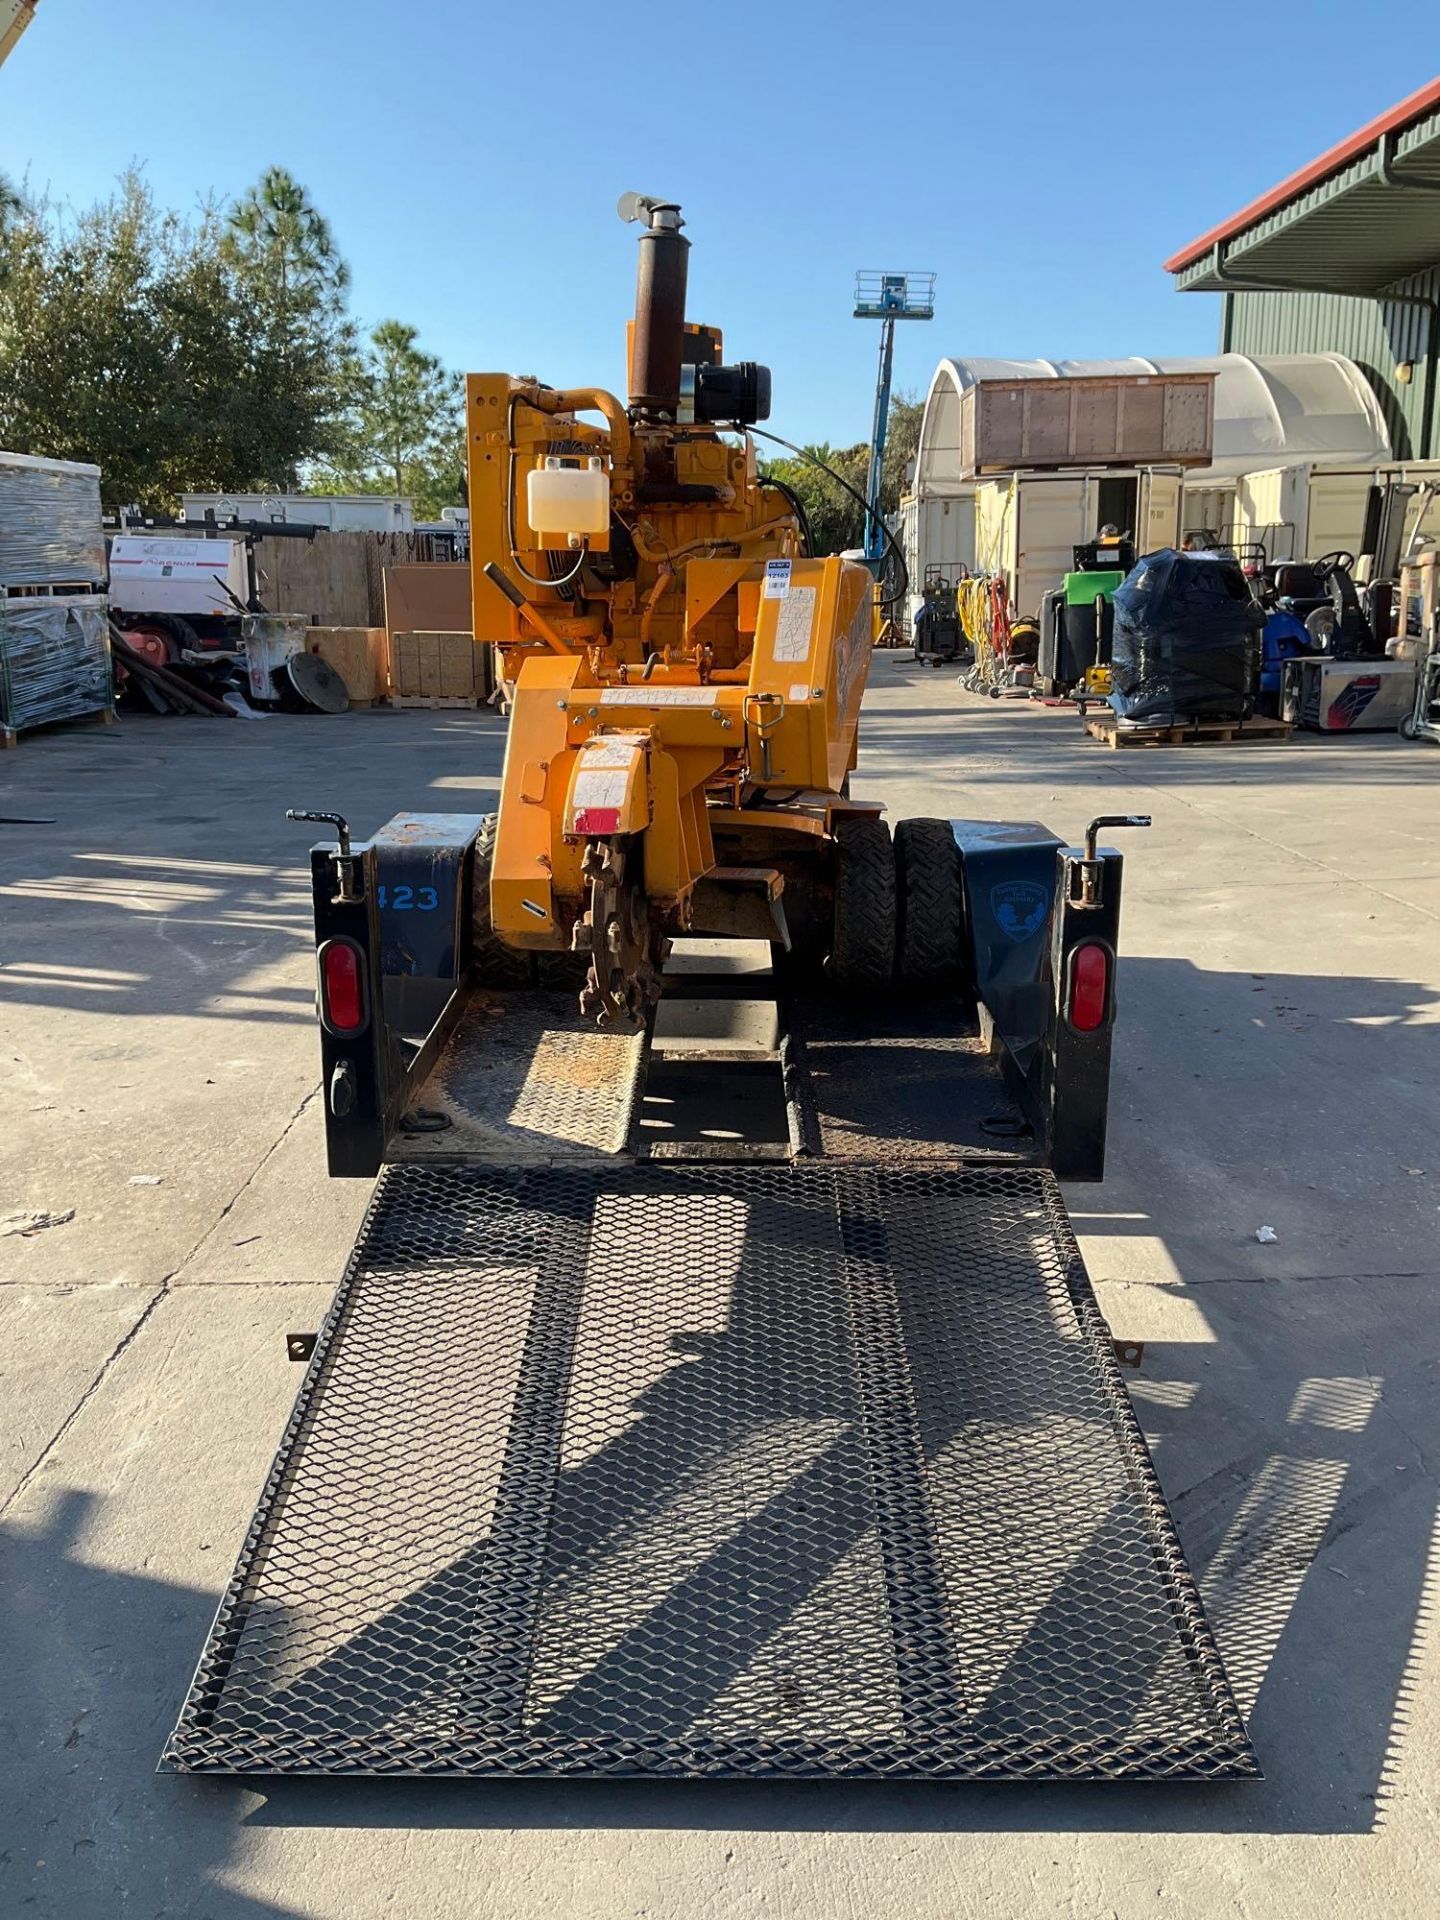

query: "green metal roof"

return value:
[1173, 107, 1440, 296]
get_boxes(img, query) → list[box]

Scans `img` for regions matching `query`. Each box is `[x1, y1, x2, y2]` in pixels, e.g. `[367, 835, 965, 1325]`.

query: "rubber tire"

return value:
[134, 612, 199, 664]
[1400, 715, 1419, 741]
[471, 815, 532, 988]
[894, 817, 964, 991]
[828, 816, 895, 989]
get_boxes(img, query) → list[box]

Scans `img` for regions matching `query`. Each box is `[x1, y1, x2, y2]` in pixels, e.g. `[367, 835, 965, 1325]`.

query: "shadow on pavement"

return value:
[5, 705, 1437, 1870]
[213, 956, 1440, 1840]
[0, 709, 504, 1027]
[1, 1491, 305, 1919]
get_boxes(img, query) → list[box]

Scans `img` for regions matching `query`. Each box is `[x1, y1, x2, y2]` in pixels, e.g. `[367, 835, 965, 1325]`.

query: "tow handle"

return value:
[1070, 814, 1151, 909]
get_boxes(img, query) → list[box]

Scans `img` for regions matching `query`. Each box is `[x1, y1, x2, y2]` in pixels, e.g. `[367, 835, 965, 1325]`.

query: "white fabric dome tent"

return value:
[913, 352, 1392, 491]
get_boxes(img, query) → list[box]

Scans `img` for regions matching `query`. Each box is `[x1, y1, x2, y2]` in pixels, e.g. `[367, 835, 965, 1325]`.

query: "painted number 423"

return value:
[377, 884, 439, 911]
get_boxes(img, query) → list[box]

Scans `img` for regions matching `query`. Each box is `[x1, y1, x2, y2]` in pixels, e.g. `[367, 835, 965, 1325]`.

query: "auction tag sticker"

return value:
[763, 558, 792, 599]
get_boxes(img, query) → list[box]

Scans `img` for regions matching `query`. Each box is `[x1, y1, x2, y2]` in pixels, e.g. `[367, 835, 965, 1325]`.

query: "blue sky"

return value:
[3, 2, 1435, 446]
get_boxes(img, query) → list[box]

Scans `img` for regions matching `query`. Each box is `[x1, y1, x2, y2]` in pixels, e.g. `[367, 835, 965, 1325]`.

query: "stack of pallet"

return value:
[389, 631, 494, 709]
[0, 451, 113, 748]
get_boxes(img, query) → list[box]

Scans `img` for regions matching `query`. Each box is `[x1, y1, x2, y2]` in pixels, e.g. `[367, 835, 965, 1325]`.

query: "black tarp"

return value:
[1109, 550, 1261, 725]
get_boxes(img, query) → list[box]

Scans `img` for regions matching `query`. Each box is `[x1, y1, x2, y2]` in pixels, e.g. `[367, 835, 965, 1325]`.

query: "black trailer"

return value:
[163, 809, 1256, 1784]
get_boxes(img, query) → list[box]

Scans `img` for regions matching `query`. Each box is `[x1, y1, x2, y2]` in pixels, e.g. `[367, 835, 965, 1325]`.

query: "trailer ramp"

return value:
[165, 1162, 1255, 1780]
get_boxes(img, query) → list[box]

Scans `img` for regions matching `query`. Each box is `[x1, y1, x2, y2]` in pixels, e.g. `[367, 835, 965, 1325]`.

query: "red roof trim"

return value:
[1163, 75, 1440, 275]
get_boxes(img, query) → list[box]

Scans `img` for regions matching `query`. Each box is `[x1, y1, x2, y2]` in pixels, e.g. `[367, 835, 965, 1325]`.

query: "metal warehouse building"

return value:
[1165, 77, 1440, 463]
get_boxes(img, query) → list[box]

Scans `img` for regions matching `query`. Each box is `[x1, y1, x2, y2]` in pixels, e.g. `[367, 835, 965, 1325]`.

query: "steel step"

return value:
[164, 1162, 1256, 1780]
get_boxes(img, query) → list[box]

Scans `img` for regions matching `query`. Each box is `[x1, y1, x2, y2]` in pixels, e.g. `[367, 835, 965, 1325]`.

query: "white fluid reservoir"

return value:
[527, 457, 610, 536]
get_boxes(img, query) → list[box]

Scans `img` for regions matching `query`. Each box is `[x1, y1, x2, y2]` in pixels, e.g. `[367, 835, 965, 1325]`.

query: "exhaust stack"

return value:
[619, 194, 689, 419]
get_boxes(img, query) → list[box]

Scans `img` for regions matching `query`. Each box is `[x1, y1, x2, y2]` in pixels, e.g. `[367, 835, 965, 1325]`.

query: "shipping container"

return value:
[959, 374, 1214, 476]
[899, 490, 976, 629]
[975, 468, 1185, 620]
[1229, 462, 1440, 562]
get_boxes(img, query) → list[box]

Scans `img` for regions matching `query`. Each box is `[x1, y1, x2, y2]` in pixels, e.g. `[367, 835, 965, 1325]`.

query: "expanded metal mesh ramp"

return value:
[165, 1162, 1255, 1780]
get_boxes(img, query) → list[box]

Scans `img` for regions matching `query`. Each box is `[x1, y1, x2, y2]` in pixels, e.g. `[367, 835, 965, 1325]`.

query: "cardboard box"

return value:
[306, 626, 387, 704]
[390, 630, 490, 704]
[383, 563, 472, 640]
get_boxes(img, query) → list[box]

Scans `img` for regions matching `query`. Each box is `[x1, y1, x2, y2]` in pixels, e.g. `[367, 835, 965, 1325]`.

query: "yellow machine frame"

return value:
[466, 198, 876, 1021]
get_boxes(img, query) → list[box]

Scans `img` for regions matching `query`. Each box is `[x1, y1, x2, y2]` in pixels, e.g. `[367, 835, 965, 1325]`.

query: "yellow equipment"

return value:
[469, 194, 878, 1024]
[0, 1, 40, 71]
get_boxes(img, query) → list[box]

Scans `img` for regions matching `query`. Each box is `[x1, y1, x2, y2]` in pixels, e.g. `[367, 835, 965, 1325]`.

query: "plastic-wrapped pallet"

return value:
[0, 451, 106, 588]
[1109, 549, 1263, 726]
[0, 595, 113, 743]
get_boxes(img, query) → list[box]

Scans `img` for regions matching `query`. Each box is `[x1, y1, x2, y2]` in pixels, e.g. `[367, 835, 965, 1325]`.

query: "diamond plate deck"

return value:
[791, 1001, 1036, 1161]
[390, 992, 644, 1162]
[165, 1162, 1255, 1780]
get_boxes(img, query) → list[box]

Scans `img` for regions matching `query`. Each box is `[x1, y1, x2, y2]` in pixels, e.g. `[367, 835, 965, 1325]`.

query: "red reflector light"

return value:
[321, 939, 365, 1032]
[1068, 942, 1110, 1032]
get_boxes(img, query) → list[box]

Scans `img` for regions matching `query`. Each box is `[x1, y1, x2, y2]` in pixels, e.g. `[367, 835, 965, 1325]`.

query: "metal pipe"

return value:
[522, 385, 632, 476]
[638, 568, 673, 656]
[630, 206, 689, 417]
[1377, 131, 1440, 196]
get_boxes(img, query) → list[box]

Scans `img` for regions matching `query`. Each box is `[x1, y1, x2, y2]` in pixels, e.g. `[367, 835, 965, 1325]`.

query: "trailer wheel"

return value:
[895, 817, 964, 990]
[828, 816, 895, 988]
[471, 816, 533, 988]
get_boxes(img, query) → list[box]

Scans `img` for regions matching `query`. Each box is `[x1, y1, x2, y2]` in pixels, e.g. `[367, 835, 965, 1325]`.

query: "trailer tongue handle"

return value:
[1072, 814, 1151, 908]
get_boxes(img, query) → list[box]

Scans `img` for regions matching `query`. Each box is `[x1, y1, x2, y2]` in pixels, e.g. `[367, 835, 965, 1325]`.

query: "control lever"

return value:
[286, 808, 362, 903]
[1070, 814, 1151, 909]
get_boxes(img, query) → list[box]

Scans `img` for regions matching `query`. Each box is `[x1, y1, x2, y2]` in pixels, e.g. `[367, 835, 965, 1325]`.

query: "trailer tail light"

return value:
[1066, 941, 1111, 1032]
[319, 938, 367, 1034]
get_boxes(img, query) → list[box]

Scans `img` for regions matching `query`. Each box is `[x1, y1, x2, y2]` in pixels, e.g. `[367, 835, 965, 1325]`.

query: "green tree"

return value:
[881, 393, 924, 514]
[758, 396, 923, 559]
[0, 174, 176, 505]
[223, 165, 349, 303]
[0, 174, 24, 292]
[0, 171, 22, 246]
[222, 167, 354, 487]
[0, 169, 358, 508]
[315, 319, 464, 515]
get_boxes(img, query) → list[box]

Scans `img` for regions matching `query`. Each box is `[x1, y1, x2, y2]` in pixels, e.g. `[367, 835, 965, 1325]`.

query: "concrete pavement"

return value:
[2, 662, 1438, 1918]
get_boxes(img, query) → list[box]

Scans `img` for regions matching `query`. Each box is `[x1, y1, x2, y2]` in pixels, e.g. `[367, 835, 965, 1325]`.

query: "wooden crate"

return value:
[306, 626, 387, 705]
[960, 372, 1215, 475]
[1084, 710, 1292, 749]
[389, 630, 492, 707]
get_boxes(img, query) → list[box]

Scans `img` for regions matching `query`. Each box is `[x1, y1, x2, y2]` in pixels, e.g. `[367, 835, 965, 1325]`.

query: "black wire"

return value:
[740, 424, 909, 612]
[757, 475, 813, 557]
